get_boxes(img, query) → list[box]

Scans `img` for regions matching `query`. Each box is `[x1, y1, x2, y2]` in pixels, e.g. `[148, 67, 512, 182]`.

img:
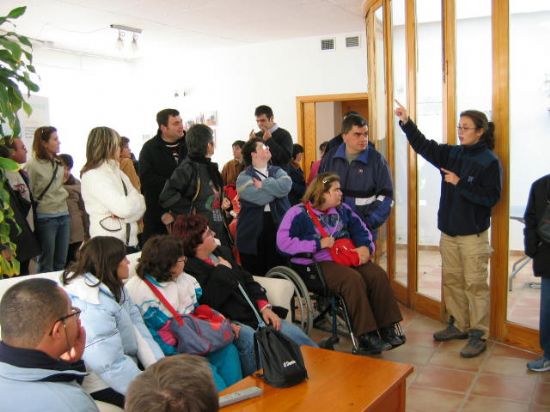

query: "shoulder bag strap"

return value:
[143, 277, 184, 326]
[120, 178, 131, 246]
[237, 282, 265, 328]
[304, 202, 329, 238]
[36, 161, 59, 202]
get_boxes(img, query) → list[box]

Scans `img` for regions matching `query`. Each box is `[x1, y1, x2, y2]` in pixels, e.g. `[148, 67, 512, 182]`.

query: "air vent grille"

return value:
[320, 38, 335, 51]
[345, 36, 360, 48]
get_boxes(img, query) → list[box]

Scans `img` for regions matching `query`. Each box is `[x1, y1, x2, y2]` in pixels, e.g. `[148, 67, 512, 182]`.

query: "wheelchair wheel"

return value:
[266, 266, 314, 335]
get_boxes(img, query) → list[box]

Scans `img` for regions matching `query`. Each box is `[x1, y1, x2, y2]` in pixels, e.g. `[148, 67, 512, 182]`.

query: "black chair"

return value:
[266, 255, 360, 353]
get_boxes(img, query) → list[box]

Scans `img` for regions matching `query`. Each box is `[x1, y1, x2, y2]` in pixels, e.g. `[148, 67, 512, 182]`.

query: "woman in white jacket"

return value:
[81, 127, 145, 252]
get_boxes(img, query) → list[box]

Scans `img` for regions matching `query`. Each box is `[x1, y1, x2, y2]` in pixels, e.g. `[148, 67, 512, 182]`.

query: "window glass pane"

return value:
[392, 0, 407, 287]
[507, 0, 550, 329]
[373, 6, 389, 272]
[416, 0, 443, 301]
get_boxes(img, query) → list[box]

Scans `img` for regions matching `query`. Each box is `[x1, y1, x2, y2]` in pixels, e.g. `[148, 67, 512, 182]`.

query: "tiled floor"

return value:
[393, 248, 541, 330]
[310, 305, 549, 411]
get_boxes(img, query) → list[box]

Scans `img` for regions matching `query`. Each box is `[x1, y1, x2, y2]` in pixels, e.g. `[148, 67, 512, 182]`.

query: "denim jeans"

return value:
[36, 214, 71, 272]
[540, 277, 550, 358]
[234, 320, 318, 376]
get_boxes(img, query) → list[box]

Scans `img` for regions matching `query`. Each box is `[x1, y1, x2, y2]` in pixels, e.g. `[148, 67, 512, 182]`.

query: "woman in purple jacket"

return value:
[277, 173, 404, 354]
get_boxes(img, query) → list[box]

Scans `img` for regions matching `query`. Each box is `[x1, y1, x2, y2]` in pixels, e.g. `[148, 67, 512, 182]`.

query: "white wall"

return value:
[27, 32, 367, 172]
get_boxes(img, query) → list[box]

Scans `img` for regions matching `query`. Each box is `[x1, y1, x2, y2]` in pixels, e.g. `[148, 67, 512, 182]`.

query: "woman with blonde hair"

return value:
[81, 127, 145, 252]
[25, 126, 70, 272]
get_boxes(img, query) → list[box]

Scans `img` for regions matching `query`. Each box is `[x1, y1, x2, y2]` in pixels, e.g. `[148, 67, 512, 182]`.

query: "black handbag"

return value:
[237, 283, 308, 388]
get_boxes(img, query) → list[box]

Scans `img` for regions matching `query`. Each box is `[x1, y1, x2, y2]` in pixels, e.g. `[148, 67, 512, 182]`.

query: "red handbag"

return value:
[304, 202, 360, 267]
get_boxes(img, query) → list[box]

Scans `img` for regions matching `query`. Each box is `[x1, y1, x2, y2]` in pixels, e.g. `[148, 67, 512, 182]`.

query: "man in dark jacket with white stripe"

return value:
[319, 114, 393, 237]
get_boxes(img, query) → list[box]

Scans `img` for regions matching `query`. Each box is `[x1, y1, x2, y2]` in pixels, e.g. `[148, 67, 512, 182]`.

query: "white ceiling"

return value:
[1, 0, 366, 58]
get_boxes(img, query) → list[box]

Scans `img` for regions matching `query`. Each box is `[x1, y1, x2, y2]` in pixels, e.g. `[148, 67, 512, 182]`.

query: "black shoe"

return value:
[379, 325, 405, 349]
[359, 331, 392, 354]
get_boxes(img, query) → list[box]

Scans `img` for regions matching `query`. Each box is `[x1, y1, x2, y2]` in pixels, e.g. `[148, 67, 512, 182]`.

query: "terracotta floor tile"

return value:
[429, 348, 487, 372]
[406, 387, 464, 412]
[461, 395, 530, 412]
[534, 382, 550, 406]
[539, 372, 550, 383]
[413, 365, 475, 393]
[380, 344, 435, 366]
[482, 355, 541, 379]
[471, 374, 536, 402]
[491, 343, 539, 360]
[401, 330, 440, 348]
[531, 404, 550, 412]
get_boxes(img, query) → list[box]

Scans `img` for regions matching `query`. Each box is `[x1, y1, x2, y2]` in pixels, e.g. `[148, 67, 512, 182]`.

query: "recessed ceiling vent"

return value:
[320, 38, 335, 51]
[345, 36, 360, 48]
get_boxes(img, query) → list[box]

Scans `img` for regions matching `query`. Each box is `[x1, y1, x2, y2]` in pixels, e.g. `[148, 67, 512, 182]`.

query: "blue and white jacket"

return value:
[320, 142, 393, 233]
[0, 356, 97, 412]
[64, 273, 164, 395]
[236, 165, 291, 254]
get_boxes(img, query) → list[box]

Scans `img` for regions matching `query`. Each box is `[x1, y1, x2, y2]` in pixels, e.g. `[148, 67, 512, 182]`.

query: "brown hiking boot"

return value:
[460, 330, 487, 358]
[433, 317, 469, 342]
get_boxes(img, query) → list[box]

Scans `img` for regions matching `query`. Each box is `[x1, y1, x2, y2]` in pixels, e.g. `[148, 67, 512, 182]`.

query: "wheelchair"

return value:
[265, 256, 361, 354]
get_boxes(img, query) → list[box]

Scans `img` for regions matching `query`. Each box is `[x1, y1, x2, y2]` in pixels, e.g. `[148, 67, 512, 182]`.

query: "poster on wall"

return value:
[184, 111, 218, 144]
[18, 95, 50, 151]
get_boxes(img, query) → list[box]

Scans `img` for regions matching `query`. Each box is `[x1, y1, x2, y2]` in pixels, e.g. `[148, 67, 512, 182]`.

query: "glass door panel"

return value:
[506, 0, 550, 329]
[415, 0, 444, 301]
[391, 0, 408, 287]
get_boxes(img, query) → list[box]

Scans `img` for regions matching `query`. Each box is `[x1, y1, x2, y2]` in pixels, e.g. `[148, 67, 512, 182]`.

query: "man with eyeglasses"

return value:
[0, 278, 98, 411]
[319, 114, 393, 238]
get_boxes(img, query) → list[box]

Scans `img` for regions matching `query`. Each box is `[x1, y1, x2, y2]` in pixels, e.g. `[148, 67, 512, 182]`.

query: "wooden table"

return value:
[220, 346, 413, 411]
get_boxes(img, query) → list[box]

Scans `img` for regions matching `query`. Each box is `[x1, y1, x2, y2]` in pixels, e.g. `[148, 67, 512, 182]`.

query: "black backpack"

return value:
[238, 283, 308, 388]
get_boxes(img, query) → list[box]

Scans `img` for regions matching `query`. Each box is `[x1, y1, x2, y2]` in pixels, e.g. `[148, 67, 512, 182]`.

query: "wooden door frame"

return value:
[296, 93, 369, 178]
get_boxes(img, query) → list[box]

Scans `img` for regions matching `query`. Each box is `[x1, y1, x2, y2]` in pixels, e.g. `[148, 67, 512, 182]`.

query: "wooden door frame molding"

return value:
[296, 93, 369, 177]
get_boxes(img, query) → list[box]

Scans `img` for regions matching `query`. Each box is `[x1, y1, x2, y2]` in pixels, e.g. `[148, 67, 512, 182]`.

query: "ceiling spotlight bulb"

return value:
[116, 30, 125, 50]
[131, 33, 139, 51]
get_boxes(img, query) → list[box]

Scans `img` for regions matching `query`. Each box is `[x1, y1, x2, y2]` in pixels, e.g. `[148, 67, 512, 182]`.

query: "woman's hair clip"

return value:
[322, 177, 330, 184]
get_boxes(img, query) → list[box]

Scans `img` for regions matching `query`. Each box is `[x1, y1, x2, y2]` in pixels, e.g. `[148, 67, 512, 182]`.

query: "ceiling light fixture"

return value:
[110, 24, 142, 52]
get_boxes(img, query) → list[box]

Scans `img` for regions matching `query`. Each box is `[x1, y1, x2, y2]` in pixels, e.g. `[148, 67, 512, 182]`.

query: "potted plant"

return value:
[0, 6, 40, 276]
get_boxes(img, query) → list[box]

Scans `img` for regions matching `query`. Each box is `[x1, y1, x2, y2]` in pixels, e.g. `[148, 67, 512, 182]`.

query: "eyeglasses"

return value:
[58, 307, 81, 323]
[203, 228, 216, 239]
[456, 125, 478, 131]
[177, 257, 187, 264]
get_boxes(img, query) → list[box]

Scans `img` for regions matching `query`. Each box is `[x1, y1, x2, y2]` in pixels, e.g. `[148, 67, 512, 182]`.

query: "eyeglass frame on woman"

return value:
[456, 125, 479, 131]
[202, 227, 216, 239]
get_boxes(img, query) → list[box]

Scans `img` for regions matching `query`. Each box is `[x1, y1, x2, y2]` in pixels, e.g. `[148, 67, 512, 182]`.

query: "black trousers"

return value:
[240, 212, 285, 276]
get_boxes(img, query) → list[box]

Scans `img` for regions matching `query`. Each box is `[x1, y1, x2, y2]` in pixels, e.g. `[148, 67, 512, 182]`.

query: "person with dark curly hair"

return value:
[173, 214, 317, 376]
[125, 235, 242, 391]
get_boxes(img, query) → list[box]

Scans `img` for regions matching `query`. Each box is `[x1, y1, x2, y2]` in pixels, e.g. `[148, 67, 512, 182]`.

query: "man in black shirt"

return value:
[139, 109, 187, 243]
[251, 105, 293, 169]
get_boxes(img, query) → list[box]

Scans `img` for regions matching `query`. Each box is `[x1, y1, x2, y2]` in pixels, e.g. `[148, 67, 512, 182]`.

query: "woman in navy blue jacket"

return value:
[395, 101, 501, 358]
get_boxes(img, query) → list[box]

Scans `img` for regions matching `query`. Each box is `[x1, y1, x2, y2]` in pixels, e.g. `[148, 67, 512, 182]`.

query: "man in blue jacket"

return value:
[320, 114, 393, 236]
[0, 278, 98, 412]
[236, 138, 292, 275]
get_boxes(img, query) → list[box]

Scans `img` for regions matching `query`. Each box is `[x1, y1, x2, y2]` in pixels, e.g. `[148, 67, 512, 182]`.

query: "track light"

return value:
[110, 24, 142, 52]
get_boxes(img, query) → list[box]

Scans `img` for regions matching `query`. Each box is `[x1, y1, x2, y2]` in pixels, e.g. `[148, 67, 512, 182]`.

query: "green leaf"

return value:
[0, 37, 22, 62]
[22, 101, 32, 115]
[0, 157, 19, 171]
[7, 6, 26, 19]
[15, 34, 32, 48]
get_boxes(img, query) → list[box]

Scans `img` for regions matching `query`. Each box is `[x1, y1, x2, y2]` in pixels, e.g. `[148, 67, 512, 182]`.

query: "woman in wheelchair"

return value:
[172, 214, 318, 376]
[277, 173, 405, 354]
